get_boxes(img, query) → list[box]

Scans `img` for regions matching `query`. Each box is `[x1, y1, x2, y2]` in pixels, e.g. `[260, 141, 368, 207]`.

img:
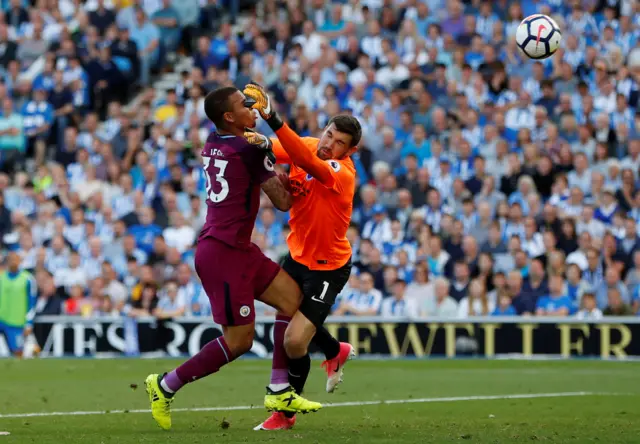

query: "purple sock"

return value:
[163, 336, 234, 393]
[162, 370, 184, 393]
[271, 314, 291, 385]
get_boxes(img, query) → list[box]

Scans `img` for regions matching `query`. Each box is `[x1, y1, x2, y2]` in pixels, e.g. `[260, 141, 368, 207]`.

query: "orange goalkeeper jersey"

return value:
[271, 127, 355, 271]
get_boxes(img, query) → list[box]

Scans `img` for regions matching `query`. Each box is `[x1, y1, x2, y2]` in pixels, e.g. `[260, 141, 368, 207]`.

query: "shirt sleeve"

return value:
[270, 138, 292, 165]
[243, 143, 276, 184]
[274, 124, 347, 192]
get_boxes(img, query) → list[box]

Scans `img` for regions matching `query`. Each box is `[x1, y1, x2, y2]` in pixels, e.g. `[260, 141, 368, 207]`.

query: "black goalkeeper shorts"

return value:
[281, 254, 352, 328]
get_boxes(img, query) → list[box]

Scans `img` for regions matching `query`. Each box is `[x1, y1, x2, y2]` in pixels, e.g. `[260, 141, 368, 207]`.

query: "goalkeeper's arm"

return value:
[274, 124, 336, 187]
[243, 82, 336, 186]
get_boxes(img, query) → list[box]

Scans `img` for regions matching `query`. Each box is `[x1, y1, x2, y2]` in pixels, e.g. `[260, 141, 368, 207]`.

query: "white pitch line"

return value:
[0, 391, 603, 419]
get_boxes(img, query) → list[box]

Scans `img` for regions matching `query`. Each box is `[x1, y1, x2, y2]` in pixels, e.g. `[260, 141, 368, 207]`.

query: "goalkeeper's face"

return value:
[317, 123, 356, 160]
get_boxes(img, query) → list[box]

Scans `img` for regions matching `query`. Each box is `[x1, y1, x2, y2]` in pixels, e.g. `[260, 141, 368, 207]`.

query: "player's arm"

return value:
[244, 129, 293, 211]
[261, 175, 292, 211]
[269, 138, 292, 164]
[243, 82, 338, 188]
[274, 124, 337, 187]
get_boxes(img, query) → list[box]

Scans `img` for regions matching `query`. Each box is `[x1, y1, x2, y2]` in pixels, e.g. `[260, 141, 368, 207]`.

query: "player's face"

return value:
[7, 252, 20, 272]
[317, 123, 356, 160]
[225, 91, 258, 130]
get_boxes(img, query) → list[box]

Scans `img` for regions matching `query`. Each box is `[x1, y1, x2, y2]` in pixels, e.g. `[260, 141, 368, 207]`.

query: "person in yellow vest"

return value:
[0, 251, 37, 357]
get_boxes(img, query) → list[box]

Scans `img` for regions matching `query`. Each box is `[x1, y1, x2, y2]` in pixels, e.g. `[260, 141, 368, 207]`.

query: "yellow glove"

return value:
[243, 83, 272, 118]
[243, 82, 283, 130]
[243, 128, 276, 164]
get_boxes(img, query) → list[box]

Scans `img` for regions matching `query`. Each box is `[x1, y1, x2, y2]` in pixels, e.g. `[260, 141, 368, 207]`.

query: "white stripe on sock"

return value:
[268, 383, 290, 392]
[217, 337, 230, 363]
[160, 378, 175, 394]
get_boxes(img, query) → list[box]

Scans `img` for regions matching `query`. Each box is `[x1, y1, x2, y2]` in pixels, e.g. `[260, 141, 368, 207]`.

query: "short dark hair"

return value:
[204, 86, 239, 129]
[327, 115, 362, 148]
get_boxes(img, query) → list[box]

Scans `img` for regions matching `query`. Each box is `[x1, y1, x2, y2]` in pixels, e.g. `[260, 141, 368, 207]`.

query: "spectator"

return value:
[54, 251, 88, 294]
[404, 262, 433, 305]
[448, 260, 470, 302]
[0, 98, 25, 174]
[507, 270, 534, 315]
[17, 19, 47, 70]
[468, 201, 492, 246]
[64, 285, 87, 316]
[457, 278, 494, 318]
[0, 24, 17, 69]
[162, 212, 195, 253]
[575, 291, 603, 320]
[151, 0, 180, 53]
[34, 272, 63, 315]
[22, 87, 53, 168]
[359, 246, 385, 291]
[130, 7, 160, 86]
[535, 273, 573, 316]
[565, 263, 589, 309]
[492, 289, 517, 316]
[129, 207, 163, 254]
[154, 280, 186, 320]
[89, 0, 116, 36]
[334, 272, 383, 316]
[126, 282, 158, 317]
[333, 271, 360, 313]
[523, 258, 548, 299]
[102, 262, 127, 311]
[86, 46, 127, 118]
[595, 268, 630, 310]
[625, 250, 640, 292]
[111, 25, 140, 84]
[380, 279, 418, 317]
[421, 277, 458, 317]
[603, 288, 634, 316]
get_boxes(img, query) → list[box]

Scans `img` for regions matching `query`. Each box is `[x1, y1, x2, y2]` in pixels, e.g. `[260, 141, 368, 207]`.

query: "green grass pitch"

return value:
[1, 358, 640, 443]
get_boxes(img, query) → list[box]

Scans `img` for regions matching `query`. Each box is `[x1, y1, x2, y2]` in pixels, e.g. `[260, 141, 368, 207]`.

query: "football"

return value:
[515, 14, 562, 59]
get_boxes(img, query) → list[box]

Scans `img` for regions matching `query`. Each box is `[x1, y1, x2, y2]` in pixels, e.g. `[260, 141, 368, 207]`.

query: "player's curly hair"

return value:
[327, 115, 362, 148]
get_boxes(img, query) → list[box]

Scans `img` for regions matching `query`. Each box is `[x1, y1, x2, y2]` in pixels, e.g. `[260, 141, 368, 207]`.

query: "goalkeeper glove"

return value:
[243, 82, 283, 131]
[244, 128, 276, 164]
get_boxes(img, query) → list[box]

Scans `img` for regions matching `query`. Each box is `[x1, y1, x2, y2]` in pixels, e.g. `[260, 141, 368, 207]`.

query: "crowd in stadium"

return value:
[0, 0, 639, 323]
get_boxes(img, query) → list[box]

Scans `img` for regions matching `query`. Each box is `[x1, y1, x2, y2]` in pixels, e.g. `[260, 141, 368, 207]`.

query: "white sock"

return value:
[160, 378, 175, 394]
[268, 383, 290, 392]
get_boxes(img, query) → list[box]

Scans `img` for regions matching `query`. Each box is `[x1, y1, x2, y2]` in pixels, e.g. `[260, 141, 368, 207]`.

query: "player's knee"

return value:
[278, 299, 298, 317]
[283, 329, 308, 359]
[224, 331, 254, 357]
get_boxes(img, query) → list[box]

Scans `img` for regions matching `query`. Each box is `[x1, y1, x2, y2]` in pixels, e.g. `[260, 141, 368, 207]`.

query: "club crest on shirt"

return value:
[305, 173, 313, 181]
[239, 305, 251, 317]
[289, 178, 310, 197]
[264, 156, 275, 171]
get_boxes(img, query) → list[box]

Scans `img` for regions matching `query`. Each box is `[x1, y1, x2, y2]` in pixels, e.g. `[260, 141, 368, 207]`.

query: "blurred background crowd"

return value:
[0, 0, 640, 323]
